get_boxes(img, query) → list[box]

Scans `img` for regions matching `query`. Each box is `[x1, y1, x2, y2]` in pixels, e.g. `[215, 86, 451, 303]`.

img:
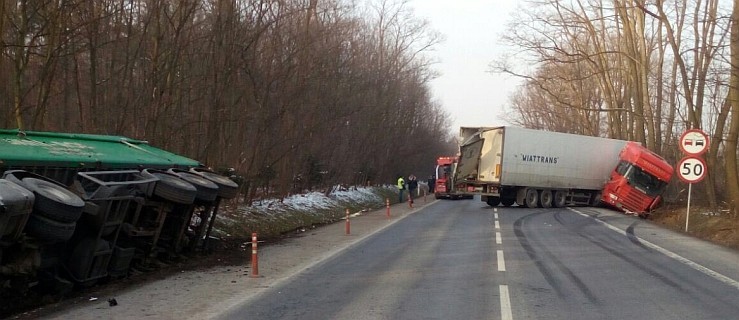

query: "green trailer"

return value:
[0, 129, 237, 308]
[0, 129, 201, 185]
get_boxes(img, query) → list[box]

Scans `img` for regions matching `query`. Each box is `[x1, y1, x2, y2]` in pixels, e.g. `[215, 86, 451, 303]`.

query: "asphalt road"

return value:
[218, 198, 739, 320]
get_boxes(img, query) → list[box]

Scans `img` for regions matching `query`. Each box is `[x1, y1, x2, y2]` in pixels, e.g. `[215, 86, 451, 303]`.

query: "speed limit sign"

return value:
[677, 156, 707, 183]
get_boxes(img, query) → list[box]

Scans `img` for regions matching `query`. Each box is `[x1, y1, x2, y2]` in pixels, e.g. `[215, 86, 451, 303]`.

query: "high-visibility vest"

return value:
[397, 177, 405, 190]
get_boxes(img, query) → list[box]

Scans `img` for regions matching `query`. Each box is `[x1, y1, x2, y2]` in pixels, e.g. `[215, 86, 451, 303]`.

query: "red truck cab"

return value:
[434, 156, 456, 198]
[601, 142, 673, 215]
[434, 156, 472, 199]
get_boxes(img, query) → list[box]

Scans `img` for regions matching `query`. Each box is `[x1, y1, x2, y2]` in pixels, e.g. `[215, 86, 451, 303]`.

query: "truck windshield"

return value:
[622, 162, 667, 197]
[436, 164, 452, 179]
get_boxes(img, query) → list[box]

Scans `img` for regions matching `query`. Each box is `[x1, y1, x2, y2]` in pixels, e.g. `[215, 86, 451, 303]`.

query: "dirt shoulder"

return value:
[12, 200, 434, 319]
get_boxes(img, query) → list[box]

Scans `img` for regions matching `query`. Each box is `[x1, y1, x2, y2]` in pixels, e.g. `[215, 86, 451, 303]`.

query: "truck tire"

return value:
[21, 177, 85, 223]
[486, 196, 500, 207]
[553, 190, 567, 208]
[25, 214, 76, 242]
[539, 190, 553, 208]
[168, 170, 219, 203]
[501, 198, 515, 207]
[524, 189, 539, 208]
[141, 169, 197, 204]
[590, 192, 603, 207]
[190, 169, 239, 199]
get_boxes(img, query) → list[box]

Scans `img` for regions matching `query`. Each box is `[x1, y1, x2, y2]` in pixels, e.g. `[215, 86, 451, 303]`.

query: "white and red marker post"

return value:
[250, 232, 259, 278]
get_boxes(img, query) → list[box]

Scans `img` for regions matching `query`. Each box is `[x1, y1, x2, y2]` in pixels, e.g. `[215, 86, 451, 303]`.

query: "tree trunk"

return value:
[726, 1, 739, 217]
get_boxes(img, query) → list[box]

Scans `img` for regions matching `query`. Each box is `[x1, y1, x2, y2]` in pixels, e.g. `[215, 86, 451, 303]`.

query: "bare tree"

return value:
[726, 0, 739, 216]
[0, 0, 452, 202]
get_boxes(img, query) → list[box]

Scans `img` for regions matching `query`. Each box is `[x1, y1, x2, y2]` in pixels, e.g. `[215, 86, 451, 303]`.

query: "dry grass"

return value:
[650, 203, 739, 251]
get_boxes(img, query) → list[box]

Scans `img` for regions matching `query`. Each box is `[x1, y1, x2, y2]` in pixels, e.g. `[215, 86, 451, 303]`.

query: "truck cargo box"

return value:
[458, 126, 627, 190]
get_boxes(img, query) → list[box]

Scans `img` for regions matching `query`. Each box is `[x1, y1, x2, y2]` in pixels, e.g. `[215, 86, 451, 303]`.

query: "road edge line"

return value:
[569, 208, 739, 290]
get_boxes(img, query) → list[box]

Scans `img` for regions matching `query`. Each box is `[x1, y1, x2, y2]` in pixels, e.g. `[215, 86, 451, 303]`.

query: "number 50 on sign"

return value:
[677, 156, 706, 184]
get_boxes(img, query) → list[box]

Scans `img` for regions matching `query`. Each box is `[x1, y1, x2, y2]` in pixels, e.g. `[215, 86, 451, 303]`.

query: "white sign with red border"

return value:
[677, 156, 707, 184]
[679, 129, 709, 155]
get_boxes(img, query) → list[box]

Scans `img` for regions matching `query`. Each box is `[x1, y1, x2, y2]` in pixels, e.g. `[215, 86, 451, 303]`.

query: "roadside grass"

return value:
[651, 203, 739, 251]
[214, 186, 398, 241]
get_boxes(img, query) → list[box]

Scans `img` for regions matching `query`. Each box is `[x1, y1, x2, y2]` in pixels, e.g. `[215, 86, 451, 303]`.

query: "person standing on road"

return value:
[427, 175, 436, 196]
[407, 174, 418, 203]
[397, 175, 406, 203]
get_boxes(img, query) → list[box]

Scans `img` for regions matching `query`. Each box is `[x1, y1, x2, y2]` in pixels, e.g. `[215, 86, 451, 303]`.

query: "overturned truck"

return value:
[0, 129, 238, 306]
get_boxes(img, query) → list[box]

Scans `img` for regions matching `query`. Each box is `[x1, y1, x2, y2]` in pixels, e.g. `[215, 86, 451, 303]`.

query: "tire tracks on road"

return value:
[513, 211, 600, 305]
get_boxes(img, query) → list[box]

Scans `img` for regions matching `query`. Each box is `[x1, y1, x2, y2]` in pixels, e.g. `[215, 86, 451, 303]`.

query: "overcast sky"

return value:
[408, 0, 523, 132]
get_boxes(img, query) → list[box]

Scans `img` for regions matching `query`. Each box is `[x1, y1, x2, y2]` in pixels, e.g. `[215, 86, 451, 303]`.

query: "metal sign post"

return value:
[685, 183, 692, 232]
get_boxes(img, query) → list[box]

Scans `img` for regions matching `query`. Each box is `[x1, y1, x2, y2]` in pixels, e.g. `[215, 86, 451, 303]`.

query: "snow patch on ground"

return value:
[215, 186, 396, 238]
[238, 186, 390, 216]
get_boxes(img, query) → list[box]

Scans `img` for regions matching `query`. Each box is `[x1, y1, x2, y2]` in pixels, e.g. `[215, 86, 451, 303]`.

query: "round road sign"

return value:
[677, 156, 707, 184]
[679, 129, 709, 155]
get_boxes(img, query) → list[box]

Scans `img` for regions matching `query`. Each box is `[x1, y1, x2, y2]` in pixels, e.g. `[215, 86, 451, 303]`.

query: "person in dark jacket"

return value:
[407, 174, 418, 203]
[427, 175, 436, 195]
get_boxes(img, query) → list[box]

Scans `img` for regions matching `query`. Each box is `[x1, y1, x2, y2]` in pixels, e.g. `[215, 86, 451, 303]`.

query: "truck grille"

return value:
[619, 188, 650, 212]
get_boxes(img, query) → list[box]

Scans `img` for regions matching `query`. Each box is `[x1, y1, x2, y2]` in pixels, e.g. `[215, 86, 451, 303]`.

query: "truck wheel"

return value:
[168, 170, 219, 203]
[539, 190, 553, 208]
[21, 177, 85, 223]
[486, 197, 500, 207]
[553, 191, 567, 208]
[142, 169, 197, 204]
[501, 198, 515, 207]
[590, 192, 603, 207]
[190, 169, 239, 199]
[25, 214, 76, 242]
[524, 189, 539, 208]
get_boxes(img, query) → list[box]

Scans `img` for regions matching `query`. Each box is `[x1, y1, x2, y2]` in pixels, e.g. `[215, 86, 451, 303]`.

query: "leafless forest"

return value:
[0, 0, 457, 202]
[3, 0, 738, 216]
[495, 0, 739, 216]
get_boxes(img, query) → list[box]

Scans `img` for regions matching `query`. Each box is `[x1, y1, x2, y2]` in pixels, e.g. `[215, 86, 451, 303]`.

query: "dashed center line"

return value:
[499, 285, 513, 320]
[497, 250, 506, 271]
[494, 210, 512, 319]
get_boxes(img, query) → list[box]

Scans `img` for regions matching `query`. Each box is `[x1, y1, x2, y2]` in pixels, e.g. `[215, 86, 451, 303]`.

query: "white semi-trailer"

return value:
[454, 126, 673, 214]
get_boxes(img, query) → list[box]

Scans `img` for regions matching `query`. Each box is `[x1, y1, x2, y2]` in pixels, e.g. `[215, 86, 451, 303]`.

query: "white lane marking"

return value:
[496, 232, 502, 245]
[499, 285, 513, 320]
[495, 213, 499, 219]
[569, 208, 739, 290]
[495, 220, 500, 230]
[497, 250, 506, 272]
